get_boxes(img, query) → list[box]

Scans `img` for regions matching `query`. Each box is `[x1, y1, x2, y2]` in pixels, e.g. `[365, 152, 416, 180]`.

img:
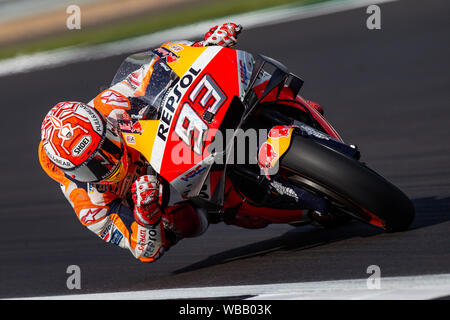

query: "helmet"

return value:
[41, 101, 129, 184]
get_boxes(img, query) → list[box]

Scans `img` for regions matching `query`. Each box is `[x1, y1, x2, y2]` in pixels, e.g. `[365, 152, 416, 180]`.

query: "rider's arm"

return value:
[38, 142, 163, 262]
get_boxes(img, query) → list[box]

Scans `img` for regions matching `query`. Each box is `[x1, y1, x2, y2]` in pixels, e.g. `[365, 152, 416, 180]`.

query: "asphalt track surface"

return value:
[0, 0, 449, 299]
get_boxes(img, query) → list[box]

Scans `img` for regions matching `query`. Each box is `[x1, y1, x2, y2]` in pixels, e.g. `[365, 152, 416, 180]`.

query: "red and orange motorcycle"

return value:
[114, 44, 414, 232]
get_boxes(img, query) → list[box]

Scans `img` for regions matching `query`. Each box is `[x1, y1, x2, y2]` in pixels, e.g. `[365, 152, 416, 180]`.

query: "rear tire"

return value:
[281, 135, 415, 232]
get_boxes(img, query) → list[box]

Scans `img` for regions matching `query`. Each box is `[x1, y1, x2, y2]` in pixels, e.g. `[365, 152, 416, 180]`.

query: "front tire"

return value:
[280, 135, 415, 232]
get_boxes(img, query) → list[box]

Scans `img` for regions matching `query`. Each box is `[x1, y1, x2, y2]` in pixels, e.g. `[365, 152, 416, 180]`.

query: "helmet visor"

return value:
[66, 120, 128, 183]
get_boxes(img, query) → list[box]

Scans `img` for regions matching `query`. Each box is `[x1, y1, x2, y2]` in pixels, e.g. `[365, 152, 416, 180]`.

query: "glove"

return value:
[202, 22, 243, 47]
[131, 175, 162, 226]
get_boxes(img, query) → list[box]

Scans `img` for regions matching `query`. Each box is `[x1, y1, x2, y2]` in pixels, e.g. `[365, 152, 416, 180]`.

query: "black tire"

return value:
[280, 135, 415, 232]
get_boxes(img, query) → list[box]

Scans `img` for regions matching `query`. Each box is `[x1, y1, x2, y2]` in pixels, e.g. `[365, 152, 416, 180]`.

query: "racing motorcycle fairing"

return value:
[150, 46, 242, 189]
[112, 45, 349, 214]
[106, 39, 415, 232]
[120, 120, 159, 165]
[113, 46, 251, 199]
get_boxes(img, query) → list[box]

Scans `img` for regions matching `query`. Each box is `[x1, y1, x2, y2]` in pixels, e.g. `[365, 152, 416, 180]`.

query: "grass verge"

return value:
[0, 0, 326, 60]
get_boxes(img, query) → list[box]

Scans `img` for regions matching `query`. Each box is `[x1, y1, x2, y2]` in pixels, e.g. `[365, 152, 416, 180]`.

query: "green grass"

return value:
[0, 0, 326, 60]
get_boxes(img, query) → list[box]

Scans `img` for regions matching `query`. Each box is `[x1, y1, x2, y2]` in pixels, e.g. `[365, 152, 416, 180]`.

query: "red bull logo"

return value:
[131, 121, 143, 134]
[258, 125, 295, 176]
[258, 142, 279, 169]
[268, 125, 292, 139]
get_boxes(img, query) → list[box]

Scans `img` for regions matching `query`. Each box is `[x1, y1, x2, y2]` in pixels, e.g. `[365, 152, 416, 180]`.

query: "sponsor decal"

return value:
[137, 225, 160, 256]
[100, 90, 130, 108]
[157, 66, 202, 142]
[137, 227, 147, 252]
[239, 59, 247, 84]
[180, 164, 207, 182]
[118, 119, 143, 134]
[172, 154, 215, 198]
[125, 134, 136, 145]
[99, 220, 113, 241]
[126, 69, 142, 89]
[79, 208, 107, 224]
[270, 180, 299, 202]
[153, 47, 179, 63]
[258, 126, 295, 176]
[78, 103, 103, 134]
[295, 122, 331, 140]
[151, 46, 222, 173]
[236, 50, 254, 98]
[169, 44, 184, 52]
[72, 135, 92, 156]
[258, 142, 279, 169]
[110, 229, 124, 245]
[268, 125, 292, 139]
[46, 150, 74, 169]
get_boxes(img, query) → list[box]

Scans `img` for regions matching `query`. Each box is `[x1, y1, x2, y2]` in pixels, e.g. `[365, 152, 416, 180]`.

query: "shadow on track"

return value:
[173, 197, 450, 275]
[409, 196, 450, 230]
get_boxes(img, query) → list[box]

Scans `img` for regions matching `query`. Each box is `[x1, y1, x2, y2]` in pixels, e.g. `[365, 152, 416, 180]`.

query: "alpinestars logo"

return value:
[100, 90, 130, 108]
[79, 208, 107, 224]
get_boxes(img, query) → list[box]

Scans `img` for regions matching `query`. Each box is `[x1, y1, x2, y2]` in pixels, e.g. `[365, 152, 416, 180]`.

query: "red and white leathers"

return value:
[38, 23, 243, 263]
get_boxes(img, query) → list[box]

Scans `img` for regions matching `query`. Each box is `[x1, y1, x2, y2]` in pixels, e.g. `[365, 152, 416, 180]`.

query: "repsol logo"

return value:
[157, 67, 201, 142]
[72, 135, 91, 156]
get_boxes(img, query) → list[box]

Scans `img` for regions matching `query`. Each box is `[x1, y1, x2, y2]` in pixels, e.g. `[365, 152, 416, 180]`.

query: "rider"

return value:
[39, 23, 325, 263]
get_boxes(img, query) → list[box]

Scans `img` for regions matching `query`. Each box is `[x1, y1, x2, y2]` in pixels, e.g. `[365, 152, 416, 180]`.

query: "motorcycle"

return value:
[112, 44, 414, 232]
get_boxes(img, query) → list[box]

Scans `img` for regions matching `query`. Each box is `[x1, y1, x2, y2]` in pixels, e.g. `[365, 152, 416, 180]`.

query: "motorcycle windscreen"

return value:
[111, 51, 156, 86]
[111, 51, 180, 117]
